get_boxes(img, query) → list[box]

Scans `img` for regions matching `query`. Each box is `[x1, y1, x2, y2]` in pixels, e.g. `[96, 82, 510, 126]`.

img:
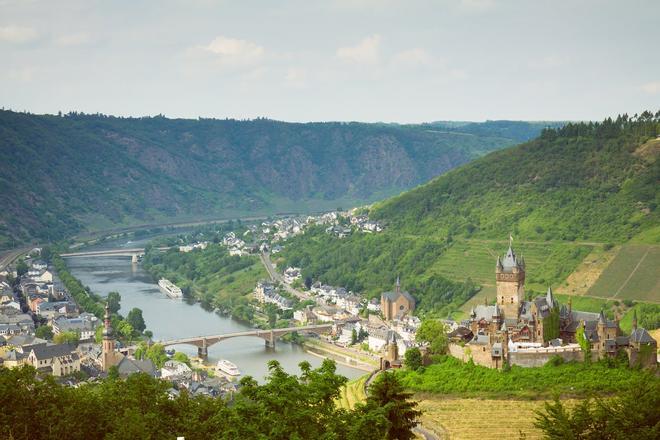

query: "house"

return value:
[53, 313, 100, 340]
[36, 301, 78, 320]
[160, 360, 192, 379]
[283, 267, 301, 284]
[31, 260, 48, 271]
[367, 298, 381, 312]
[254, 281, 293, 310]
[380, 278, 416, 321]
[1, 350, 28, 368]
[293, 307, 317, 325]
[26, 343, 80, 376]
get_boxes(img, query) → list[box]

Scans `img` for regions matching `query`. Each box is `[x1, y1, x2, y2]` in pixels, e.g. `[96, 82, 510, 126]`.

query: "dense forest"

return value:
[373, 111, 660, 242]
[141, 243, 267, 323]
[279, 113, 660, 314]
[0, 361, 419, 440]
[0, 110, 553, 248]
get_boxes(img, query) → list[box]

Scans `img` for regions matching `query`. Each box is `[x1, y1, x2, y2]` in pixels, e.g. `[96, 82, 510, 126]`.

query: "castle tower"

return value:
[496, 242, 525, 320]
[101, 303, 116, 372]
[388, 332, 399, 360]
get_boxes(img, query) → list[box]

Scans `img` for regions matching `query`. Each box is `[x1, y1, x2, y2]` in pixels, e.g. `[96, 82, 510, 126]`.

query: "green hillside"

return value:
[279, 112, 660, 316]
[0, 110, 553, 249]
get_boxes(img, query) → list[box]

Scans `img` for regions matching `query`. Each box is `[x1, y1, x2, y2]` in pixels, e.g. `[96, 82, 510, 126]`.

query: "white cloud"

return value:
[391, 48, 432, 68]
[641, 81, 660, 95]
[0, 25, 37, 43]
[55, 33, 91, 46]
[203, 36, 264, 65]
[336, 34, 381, 64]
[285, 67, 308, 88]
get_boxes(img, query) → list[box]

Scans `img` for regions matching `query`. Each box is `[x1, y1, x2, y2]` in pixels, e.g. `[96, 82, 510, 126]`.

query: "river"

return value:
[64, 237, 363, 381]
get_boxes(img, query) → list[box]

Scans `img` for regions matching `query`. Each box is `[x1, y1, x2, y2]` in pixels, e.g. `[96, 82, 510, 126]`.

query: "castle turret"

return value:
[546, 287, 555, 309]
[496, 242, 525, 320]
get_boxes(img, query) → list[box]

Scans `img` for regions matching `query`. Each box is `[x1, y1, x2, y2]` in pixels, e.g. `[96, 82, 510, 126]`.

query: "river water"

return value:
[64, 237, 362, 381]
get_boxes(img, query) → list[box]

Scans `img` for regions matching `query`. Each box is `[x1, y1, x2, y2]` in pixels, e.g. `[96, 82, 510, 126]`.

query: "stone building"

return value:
[456, 241, 658, 369]
[380, 331, 402, 370]
[380, 277, 415, 321]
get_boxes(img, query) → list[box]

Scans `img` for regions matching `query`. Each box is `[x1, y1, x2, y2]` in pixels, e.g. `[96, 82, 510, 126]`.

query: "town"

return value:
[2, 208, 656, 399]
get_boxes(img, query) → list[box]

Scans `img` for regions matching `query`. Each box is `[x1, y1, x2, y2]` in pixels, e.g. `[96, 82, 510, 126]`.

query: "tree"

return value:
[145, 343, 168, 368]
[576, 325, 591, 363]
[415, 319, 448, 355]
[351, 328, 358, 345]
[94, 325, 104, 343]
[107, 365, 120, 380]
[535, 377, 660, 439]
[404, 347, 422, 371]
[54, 331, 80, 345]
[116, 321, 134, 341]
[106, 291, 121, 314]
[172, 352, 191, 367]
[16, 260, 28, 277]
[366, 372, 421, 440]
[126, 308, 146, 333]
[35, 325, 54, 340]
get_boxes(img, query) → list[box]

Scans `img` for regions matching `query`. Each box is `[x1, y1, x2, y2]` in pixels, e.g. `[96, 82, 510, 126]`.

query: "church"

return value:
[454, 241, 657, 369]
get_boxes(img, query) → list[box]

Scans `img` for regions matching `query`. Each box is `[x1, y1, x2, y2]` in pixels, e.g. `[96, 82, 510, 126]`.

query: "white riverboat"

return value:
[158, 278, 183, 299]
[216, 359, 241, 378]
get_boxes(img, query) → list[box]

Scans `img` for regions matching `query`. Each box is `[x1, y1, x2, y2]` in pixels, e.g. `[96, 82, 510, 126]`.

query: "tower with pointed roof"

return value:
[101, 303, 116, 372]
[496, 242, 526, 320]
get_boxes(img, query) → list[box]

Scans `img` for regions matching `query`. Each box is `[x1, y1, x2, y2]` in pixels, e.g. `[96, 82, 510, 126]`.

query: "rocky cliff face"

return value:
[0, 111, 546, 246]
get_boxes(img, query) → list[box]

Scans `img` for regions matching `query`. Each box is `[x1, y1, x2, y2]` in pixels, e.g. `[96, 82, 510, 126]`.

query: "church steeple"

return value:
[101, 302, 116, 372]
[103, 302, 113, 338]
[632, 309, 638, 330]
[395, 276, 401, 294]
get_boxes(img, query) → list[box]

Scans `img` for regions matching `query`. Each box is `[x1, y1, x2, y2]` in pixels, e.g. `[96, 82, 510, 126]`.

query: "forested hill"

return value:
[373, 112, 660, 243]
[0, 111, 552, 248]
[278, 112, 659, 315]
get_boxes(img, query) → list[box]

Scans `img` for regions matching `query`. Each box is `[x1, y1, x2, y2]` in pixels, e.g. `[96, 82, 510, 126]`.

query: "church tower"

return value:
[496, 241, 525, 319]
[101, 303, 116, 372]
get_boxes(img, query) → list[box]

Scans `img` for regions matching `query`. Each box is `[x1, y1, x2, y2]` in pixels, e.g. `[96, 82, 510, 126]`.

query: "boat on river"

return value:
[216, 359, 241, 379]
[158, 278, 183, 299]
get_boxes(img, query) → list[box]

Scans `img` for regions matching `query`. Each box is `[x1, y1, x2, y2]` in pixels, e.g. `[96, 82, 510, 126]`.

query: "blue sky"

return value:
[1, 0, 658, 122]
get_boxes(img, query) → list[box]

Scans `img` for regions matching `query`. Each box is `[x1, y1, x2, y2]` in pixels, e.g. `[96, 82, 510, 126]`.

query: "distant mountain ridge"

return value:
[0, 110, 554, 248]
[278, 112, 659, 315]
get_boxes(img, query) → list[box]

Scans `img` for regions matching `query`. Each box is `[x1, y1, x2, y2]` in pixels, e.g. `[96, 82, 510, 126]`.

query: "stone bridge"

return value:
[61, 247, 170, 263]
[155, 324, 335, 359]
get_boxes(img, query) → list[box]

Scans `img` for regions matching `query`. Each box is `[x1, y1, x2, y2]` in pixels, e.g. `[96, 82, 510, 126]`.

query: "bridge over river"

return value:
[61, 247, 170, 262]
[127, 324, 335, 359]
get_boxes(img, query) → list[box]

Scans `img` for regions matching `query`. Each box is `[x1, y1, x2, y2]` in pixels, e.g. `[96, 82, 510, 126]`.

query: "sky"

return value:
[1, 0, 659, 123]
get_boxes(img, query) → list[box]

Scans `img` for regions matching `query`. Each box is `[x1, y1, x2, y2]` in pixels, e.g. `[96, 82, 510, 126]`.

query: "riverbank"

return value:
[303, 338, 378, 372]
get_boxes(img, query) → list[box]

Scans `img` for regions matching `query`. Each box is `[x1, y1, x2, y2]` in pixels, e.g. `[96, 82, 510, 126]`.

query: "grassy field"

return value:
[416, 396, 578, 440]
[336, 375, 368, 410]
[556, 245, 619, 296]
[428, 239, 592, 295]
[587, 244, 660, 303]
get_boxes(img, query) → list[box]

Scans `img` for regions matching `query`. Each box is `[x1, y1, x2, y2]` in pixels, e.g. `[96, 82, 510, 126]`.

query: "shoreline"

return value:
[302, 339, 378, 372]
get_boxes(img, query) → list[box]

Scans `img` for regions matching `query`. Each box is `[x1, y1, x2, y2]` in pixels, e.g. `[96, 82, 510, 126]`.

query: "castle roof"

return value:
[630, 327, 656, 345]
[500, 245, 524, 272]
[472, 305, 499, 322]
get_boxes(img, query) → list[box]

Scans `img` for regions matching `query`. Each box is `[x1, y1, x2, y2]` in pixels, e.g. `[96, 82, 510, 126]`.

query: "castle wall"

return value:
[448, 343, 498, 368]
[509, 346, 583, 367]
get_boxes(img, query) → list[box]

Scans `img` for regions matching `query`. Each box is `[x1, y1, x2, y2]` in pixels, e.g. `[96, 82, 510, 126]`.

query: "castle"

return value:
[449, 242, 657, 369]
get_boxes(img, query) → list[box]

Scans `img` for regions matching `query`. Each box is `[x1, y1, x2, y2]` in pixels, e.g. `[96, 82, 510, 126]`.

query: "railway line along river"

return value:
[64, 237, 363, 382]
